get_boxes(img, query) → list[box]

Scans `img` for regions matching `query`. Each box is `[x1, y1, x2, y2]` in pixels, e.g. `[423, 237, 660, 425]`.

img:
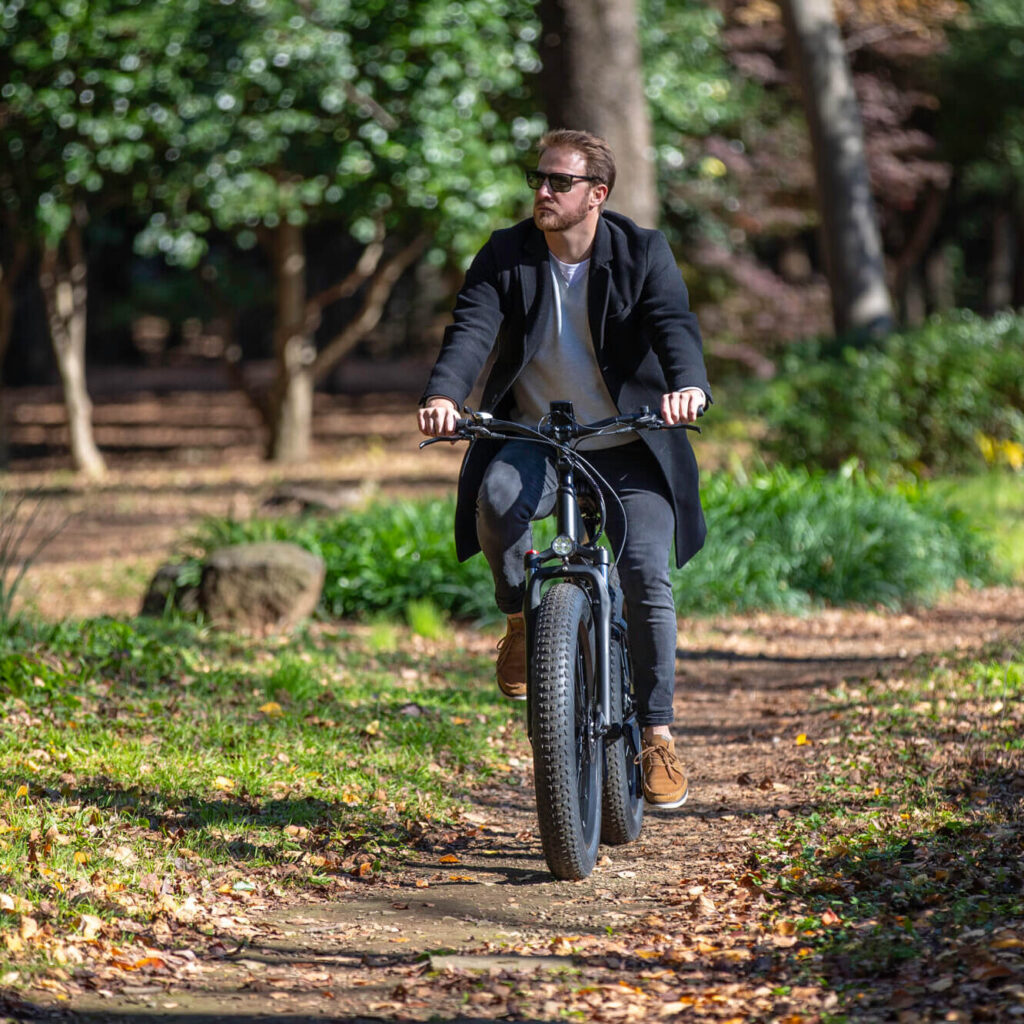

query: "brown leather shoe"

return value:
[495, 616, 527, 700]
[638, 736, 689, 808]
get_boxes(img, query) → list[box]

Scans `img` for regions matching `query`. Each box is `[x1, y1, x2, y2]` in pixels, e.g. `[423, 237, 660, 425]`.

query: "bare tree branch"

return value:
[312, 233, 428, 383]
[303, 224, 386, 332]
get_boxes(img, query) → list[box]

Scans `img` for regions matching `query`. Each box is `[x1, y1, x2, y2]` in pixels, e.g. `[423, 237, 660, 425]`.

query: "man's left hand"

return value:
[661, 387, 706, 425]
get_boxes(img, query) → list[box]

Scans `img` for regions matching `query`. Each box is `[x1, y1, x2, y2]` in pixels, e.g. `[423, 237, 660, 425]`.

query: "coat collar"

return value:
[521, 212, 613, 267]
[590, 213, 614, 268]
[519, 214, 614, 355]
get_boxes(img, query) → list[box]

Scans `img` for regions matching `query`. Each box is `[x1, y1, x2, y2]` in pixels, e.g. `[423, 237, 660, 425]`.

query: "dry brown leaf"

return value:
[693, 894, 717, 916]
[133, 956, 167, 970]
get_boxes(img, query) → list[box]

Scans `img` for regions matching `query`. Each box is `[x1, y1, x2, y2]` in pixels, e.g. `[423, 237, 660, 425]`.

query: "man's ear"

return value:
[590, 183, 609, 209]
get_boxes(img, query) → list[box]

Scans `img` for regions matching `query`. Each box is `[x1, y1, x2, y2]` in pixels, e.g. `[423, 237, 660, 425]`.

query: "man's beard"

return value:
[533, 191, 590, 232]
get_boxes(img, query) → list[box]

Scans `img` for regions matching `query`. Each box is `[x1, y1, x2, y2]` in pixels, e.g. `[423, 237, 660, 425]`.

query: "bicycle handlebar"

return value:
[419, 405, 700, 449]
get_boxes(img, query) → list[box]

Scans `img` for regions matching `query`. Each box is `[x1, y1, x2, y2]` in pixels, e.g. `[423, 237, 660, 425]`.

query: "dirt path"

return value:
[5, 391, 1022, 1022]
[17, 587, 1022, 1024]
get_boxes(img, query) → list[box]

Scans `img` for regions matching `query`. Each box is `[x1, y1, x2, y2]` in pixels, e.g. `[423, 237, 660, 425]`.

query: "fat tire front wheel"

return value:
[530, 582, 602, 880]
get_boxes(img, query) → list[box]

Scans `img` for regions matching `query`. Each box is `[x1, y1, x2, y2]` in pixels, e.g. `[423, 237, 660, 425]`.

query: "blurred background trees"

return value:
[2, 0, 1022, 469]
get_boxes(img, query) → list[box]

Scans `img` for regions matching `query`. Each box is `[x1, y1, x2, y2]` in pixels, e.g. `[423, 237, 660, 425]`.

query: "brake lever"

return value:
[418, 435, 461, 448]
[418, 423, 495, 448]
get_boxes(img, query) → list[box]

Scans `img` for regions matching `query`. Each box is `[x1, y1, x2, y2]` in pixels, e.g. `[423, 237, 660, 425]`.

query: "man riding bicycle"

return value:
[418, 129, 710, 810]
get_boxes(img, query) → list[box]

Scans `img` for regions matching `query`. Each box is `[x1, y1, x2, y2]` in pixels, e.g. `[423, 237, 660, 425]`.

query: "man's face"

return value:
[532, 146, 601, 233]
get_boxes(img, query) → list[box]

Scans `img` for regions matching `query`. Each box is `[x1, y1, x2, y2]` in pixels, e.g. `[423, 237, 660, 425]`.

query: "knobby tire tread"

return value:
[600, 626, 644, 845]
[530, 582, 601, 880]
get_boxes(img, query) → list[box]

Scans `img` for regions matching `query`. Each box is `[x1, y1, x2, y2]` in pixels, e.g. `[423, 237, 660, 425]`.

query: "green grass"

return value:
[0, 614, 521, 966]
[931, 470, 1024, 581]
[752, 636, 1024, 1015]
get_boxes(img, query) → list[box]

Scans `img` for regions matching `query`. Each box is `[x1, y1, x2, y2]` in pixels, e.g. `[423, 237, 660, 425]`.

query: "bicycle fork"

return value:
[523, 551, 615, 745]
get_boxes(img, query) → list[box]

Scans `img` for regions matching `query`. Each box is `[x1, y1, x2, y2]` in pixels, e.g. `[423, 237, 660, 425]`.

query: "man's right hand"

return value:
[417, 397, 460, 437]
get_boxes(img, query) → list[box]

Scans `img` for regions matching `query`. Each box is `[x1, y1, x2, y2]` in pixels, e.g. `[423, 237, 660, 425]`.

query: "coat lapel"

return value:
[516, 214, 613, 367]
[587, 215, 613, 353]
[521, 227, 553, 367]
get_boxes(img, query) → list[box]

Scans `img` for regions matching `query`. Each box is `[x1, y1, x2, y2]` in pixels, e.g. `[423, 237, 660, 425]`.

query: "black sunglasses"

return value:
[525, 170, 600, 193]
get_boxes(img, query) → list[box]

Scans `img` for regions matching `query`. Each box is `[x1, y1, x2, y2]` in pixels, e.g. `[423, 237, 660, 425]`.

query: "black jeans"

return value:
[476, 440, 677, 727]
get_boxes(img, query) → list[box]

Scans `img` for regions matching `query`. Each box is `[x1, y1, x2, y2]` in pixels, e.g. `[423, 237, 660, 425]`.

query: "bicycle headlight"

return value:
[551, 534, 574, 557]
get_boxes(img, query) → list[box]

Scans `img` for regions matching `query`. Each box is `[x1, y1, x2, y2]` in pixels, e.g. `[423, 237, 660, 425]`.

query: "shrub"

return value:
[756, 311, 1024, 474]
[188, 471, 996, 622]
[678, 463, 997, 615]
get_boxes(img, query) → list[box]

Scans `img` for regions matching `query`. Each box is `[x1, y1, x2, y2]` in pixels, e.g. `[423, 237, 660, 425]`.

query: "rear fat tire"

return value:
[600, 622, 644, 845]
[530, 582, 602, 880]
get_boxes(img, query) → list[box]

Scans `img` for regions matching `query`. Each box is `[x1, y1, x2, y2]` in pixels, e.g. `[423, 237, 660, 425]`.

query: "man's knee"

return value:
[478, 464, 529, 526]
[617, 556, 673, 610]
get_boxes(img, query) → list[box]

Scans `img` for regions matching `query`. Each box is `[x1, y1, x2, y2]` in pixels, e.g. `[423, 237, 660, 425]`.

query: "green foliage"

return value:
[755, 311, 1024, 474]
[936, 0, 1024, 202]
[641, 0, 765, 243]
[0, 0, 177, 242]
[264, 653, 321, 706]
[405, 599, 448, 640]
[689, 463, 996, 615]
[132, 0, 541, 268]
[186, 474, 995, 624]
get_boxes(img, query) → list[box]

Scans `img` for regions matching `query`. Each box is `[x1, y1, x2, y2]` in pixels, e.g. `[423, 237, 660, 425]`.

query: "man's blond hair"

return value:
[537, 129, 616, 197]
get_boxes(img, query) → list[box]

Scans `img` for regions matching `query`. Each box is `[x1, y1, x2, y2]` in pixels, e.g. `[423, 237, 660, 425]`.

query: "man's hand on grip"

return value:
[418, 397, 460, 437]
[660, 387, 705, 426]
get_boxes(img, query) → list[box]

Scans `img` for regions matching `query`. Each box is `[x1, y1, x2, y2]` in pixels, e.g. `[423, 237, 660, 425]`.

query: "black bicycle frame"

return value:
[420, 401, 695, 755]
[522, 440, 618, 745]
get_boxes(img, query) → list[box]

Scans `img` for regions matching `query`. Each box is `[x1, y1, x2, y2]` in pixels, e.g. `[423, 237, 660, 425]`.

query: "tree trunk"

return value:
[780, 0, 894, 338]
[987, 208, 1015, 312]
[0, 236, 29, 468]
[267, 220, 315, 464]
[925, 248, 954, 312]
[538, 0, 658, 227]
[39, 214, 106, 479]
[261, 219, 424, 462]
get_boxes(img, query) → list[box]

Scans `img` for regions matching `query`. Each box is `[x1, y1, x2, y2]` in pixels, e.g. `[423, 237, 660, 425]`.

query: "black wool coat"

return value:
[421, 209, 712, 569]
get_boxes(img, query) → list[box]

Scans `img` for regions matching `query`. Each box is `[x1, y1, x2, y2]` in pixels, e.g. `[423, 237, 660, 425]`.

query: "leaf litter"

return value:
[2, 587, 1023, 1022]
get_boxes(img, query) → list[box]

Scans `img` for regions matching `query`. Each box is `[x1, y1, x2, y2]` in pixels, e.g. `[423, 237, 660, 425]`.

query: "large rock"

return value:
[140, 564, 201, 618]
[142, 542, 325, 633]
